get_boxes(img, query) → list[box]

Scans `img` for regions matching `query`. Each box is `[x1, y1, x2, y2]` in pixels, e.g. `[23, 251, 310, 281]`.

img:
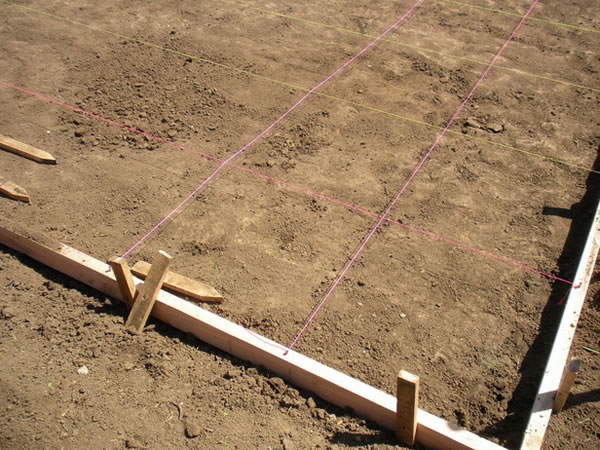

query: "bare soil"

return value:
[1, 0, 599, 448]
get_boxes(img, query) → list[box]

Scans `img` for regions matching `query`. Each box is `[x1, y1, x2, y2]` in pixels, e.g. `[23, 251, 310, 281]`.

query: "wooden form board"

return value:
[0, 134, 56, 164]
[0, 223, 503, 449]
[521, 194, 600, 449]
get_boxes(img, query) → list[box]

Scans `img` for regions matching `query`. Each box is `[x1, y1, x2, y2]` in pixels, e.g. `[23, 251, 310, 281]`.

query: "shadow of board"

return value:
[482, 143, 600, 448]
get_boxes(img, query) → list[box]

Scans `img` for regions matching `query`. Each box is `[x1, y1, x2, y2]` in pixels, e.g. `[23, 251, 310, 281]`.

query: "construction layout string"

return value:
[286, 0, 544, 352]
[5, 0, 598, 173]
[0, 79, 576, 287]
[118, 0, 426, 258]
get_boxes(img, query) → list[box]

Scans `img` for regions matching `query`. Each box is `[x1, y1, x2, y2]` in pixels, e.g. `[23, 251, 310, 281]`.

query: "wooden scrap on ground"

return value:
[131, 260, 223, 303]
[0, 223, 503, 449]
[0, 176, 31, 203]
[0, 134, 56, 164]
[125, 251, 172, 333]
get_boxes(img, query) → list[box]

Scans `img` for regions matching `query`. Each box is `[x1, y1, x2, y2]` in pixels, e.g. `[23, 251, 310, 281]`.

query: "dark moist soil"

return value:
[1, 0, 599, 448]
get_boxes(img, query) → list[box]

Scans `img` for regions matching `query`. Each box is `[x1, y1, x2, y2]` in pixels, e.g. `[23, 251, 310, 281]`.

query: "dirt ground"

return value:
[1, 0, 599, 448]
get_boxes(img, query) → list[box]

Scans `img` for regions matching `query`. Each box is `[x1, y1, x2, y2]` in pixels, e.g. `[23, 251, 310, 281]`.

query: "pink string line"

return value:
[0, 81, 219, 162]
[242, 326, 290, 353]
[119, 0, 426, 258]
[1, 77, 572, 285]
[286, 0, 541, 352]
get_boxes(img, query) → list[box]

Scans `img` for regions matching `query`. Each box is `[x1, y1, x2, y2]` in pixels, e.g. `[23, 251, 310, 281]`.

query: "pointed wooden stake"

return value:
[397, 370, 419, 446]
[131, 260, 223, 303]
[125, 250, 172, 333]
[0, 134, 56, 164]
[553, 359, 582, 412]
[109, 257, 137, 308]
[0, 176, 31, 203]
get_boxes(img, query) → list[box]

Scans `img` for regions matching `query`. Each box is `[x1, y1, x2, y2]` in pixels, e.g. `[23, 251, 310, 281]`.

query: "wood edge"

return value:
[0, 224, 505, 450]
[521, 196, 600, 449]
[396, 370, 419, 446]
[0, 135, 57, 164]
[0, 180, 31, 203]
[108, 257, 136, 307]
[131, 260, 223, 302]
[125, 250, 172, 332]
[552, 358, 582, 413]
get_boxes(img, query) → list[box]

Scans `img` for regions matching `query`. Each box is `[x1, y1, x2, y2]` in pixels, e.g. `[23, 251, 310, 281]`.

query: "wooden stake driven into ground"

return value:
[0, 223, 504, 450]
[396, 370, 419, 446]
[0, 176, 31, 203]
[125, 250, 172, 333]
[0, 134, 56, 164]
[552, 359, 582, 413]
[131, 260, 223, 303]
[109, 257, 137, 308]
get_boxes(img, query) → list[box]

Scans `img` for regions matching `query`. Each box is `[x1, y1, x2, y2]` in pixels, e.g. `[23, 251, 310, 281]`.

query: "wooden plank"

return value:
[0, 134, 56, 164]
[0, 176, 31, 203]
[131, 260, 223, 303]
[521, 195, 600, 449]
[396, 370, 419, 446]
[125, 250, 172, 333]
[0, 223, 504, 450]
[109, 257, 136, 308]
[553, 359, 582, 413]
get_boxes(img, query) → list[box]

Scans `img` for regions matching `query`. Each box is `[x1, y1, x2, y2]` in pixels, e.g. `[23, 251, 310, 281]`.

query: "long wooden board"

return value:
[0, 224, 503, 449]
[131, 260, 223, 303]
[521, 194, 600, 449]
[0, 134, 56, 164]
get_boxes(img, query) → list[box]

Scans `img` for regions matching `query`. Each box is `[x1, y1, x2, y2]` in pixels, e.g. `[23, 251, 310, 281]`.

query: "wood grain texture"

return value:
[125, 251, 172, 333]
[131, 260, 223, 303]
[0, 134, 56, 164]
[0, 224, 504, 450]
[396, 370, 419, 446]
[109, 257, 136, 308]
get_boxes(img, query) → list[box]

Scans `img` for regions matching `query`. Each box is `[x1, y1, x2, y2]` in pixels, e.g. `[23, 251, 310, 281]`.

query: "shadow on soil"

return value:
[483, 144, 600, 448]
[2, 146, 599, 449]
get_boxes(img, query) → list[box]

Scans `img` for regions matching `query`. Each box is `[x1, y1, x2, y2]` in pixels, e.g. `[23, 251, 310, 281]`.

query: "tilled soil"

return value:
[1, 0, 599, 448]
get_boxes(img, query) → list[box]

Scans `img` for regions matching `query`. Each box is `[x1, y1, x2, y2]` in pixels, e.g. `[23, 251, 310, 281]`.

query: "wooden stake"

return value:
[109, 257, 137, 308]
[125, 250, 172, 333]
[0, 176, 31, 203]
[131, 260, 223, 303]
[553, 359, 582, 413]
[397, 370, 419, 446]
[0, 224, 504, 450]
[0, 134, 56, 164]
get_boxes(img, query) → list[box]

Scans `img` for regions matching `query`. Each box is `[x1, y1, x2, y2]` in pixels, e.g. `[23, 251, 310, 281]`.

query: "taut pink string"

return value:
[286, 0, 541, 352]
[119, 0, 426, 258]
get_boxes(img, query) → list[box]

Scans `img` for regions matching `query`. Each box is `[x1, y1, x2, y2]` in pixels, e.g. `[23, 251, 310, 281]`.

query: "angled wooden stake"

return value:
[397, 370, 419, 446]
[0, 176, 31, 203]
[125, 250, 172, 333]
[131, 260, 223, 303]
[0, 134, 56, 164]
[109, 257, 137, 308]
[553, 359, 582, 412]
